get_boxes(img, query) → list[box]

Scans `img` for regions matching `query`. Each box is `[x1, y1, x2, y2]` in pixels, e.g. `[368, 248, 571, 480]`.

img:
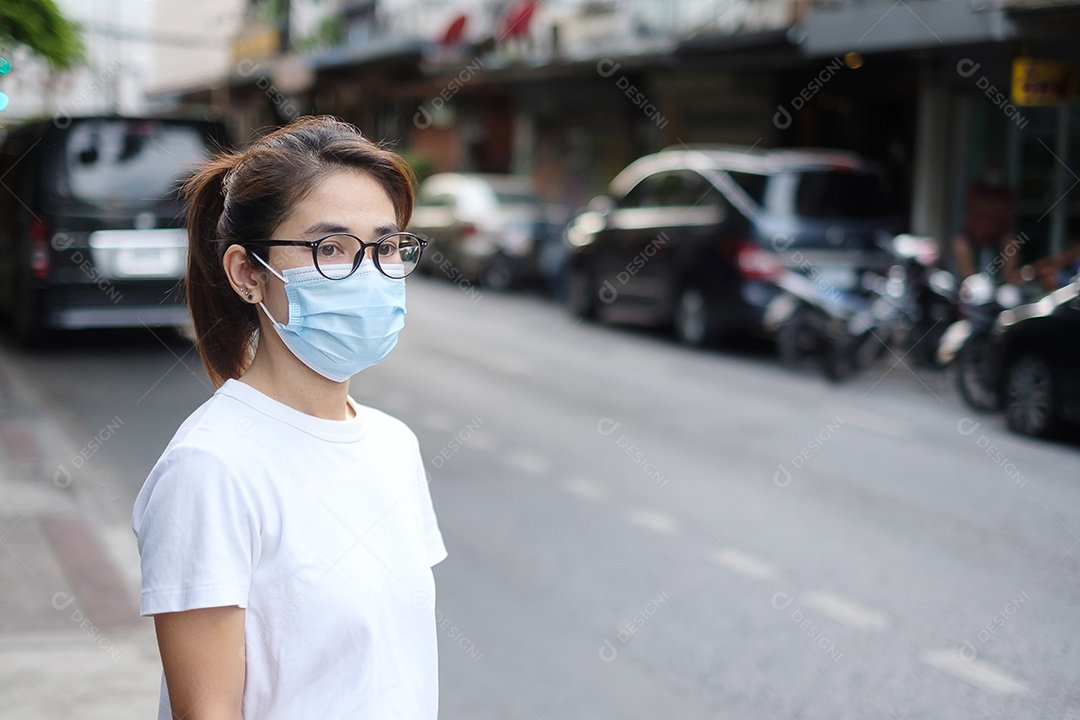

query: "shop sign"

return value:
[1012, 58, 1076, 106]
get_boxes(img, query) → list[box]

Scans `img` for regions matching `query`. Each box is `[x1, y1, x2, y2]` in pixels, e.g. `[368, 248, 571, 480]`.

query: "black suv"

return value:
[0, 116, 227, 342]
[564, 146, 903, 345]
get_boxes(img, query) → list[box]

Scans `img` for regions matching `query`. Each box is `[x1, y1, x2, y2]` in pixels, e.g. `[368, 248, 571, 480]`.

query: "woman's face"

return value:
[259, 169, 399, 323]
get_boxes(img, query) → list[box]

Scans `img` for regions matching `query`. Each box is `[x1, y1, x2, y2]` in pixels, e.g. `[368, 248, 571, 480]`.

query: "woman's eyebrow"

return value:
[302, 221, 351, 236]
[301, 221, 401, 237]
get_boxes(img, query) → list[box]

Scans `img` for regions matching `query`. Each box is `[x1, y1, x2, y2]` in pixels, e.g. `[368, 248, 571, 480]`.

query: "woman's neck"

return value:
[240, 343, 354, 421]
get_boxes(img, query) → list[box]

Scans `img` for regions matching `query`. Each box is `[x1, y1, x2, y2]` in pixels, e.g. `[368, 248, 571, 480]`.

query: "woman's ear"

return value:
[222, 245, 266, 304]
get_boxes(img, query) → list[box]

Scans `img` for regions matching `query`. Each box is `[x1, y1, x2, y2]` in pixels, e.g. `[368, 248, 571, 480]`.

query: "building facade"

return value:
[148, 0, 1079, 265]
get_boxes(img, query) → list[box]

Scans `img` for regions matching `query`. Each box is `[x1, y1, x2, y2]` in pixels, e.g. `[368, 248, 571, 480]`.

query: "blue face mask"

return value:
[253, 255, 406, 382]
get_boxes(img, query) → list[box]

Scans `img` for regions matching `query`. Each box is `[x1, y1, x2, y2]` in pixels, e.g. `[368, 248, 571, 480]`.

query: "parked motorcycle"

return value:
[768, 235, 956, 381]
[766, 269, 861, 374]
[827, 235, 958, 380]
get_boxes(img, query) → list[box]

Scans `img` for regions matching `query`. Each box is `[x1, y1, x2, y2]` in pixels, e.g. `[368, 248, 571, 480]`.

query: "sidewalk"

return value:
[0, 347, 161, 719]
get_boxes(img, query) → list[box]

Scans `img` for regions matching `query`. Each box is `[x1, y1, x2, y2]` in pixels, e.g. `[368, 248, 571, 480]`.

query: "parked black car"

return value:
[989, 277, 1080, 438]
[563, 146, 902, 345]
[0, 116, 227, 342]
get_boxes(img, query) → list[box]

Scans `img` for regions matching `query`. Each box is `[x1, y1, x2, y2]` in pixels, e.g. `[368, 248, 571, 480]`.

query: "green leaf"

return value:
[0, 0, 86, 70]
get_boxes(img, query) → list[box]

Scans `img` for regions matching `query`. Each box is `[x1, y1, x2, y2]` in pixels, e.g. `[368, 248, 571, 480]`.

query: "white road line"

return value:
[709, 548, 778, 580]
[802, 591, 889, 631]
[624, 509, 679, 535]
[826, 407, 911, 439]
[919, 649, 1028, 694]
[502, 451, 549, 476]
[466, 432, 499, 452]
[563, 479, 607, 501]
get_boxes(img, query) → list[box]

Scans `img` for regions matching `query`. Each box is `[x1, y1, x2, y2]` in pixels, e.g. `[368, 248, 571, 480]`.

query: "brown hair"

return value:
[182, 115, 415, 387]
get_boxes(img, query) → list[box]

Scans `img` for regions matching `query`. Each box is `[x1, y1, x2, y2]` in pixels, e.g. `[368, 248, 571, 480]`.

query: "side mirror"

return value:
[586, 195, 616, 215]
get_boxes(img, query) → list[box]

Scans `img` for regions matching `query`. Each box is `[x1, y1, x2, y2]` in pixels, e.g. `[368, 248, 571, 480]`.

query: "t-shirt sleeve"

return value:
[132, 443, 261, 616]
[415, 462, 447, 567]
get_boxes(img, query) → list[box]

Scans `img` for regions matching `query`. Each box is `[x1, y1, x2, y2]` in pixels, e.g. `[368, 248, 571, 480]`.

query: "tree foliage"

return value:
[0, 0, 84, 70]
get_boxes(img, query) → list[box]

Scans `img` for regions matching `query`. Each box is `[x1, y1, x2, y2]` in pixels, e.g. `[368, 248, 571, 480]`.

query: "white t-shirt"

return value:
[131, 379, 447, 720]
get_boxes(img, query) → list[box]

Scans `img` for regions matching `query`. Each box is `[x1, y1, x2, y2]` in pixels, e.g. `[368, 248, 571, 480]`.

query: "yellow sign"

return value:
[232, 26, 280, 65]
[1012, 58, 1076, 106]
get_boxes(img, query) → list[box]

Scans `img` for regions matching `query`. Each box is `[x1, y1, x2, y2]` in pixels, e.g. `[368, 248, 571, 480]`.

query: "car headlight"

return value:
[565, 211, 605, 248]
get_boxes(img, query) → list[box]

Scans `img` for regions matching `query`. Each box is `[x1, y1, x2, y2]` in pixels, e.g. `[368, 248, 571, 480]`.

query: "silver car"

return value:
[409, 173, 553, 290]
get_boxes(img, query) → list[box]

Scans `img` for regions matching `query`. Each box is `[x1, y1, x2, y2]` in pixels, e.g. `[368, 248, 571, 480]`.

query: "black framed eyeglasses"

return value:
[242, 232, 428, 280]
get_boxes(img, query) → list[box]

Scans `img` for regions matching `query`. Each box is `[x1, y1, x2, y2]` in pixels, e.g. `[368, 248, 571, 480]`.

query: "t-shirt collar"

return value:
[217, 379, 367, 442]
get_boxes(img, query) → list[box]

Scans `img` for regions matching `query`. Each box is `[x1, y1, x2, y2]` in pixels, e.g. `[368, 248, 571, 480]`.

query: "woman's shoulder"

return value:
[156, 389, 261, 468]
[352, 402, 419, 447]
[134, 396, 260, 527]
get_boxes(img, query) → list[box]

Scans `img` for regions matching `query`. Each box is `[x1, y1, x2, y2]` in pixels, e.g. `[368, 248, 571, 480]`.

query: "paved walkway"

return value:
[0, 348, 161, 720]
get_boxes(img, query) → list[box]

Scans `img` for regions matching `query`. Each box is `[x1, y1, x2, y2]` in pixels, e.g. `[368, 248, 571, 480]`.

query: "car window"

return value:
[52, 119, 212, 208]
[727, 171, 767, 206]
[619, 173, 662, 209]
[418, 190, 454, 208]
[790, 170, 896, 218]
[619, 171, 716, 209]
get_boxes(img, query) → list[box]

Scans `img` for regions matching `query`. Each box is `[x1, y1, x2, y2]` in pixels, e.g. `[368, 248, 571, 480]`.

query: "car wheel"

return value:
[480, 256, 514, 292]
[777, 306, 828, 372]
[1004, 353, 1057, 437]
[566, 266, 597, 319]
[673, 286, 714, 347]
[955, 335, 1000, 412]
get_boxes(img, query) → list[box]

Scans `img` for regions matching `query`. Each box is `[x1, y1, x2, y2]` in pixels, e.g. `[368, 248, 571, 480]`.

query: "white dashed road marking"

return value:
[502, 451, 549, 476]
[710, 548, 778, 580]
[466, 432, 499, 452]
[802, 591, 889, 631]
[919, 649, 1028, 694]
[624, 509, 679, 535]
[563, 479, 607, 501]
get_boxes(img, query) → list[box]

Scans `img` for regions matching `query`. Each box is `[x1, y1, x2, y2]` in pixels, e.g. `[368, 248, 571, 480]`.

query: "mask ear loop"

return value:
[251, 251, 287, 283]
[250, 252, 287, 327]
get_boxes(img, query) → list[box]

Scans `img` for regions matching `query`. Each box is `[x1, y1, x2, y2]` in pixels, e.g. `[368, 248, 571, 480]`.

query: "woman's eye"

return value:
[379, 243, 398, 256]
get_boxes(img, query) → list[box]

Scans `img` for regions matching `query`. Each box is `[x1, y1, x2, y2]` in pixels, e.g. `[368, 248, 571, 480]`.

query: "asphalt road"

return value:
[3, 275, 1079, 719]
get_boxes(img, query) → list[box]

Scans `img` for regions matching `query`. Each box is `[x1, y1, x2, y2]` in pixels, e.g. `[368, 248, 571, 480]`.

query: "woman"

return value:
[131, 116, 446, 720]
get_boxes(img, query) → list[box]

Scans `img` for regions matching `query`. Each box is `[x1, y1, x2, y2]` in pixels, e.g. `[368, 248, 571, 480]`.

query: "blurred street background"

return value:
[1, 0, 1079, 718]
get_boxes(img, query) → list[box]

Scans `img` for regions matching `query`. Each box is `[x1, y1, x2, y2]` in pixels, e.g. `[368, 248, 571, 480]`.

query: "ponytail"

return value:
[181, 152, 259, 387]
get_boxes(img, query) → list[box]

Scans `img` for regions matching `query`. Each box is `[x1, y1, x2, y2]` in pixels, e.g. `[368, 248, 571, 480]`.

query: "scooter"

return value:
[828, 235, 957, 381]
[766, 268, 870, 375]
[768, 235, 955, 381]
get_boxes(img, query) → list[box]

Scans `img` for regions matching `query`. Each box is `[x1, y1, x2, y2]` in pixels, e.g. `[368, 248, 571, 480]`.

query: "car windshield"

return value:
[54, 119, 212, 208]
[789, 170, 896, 219]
